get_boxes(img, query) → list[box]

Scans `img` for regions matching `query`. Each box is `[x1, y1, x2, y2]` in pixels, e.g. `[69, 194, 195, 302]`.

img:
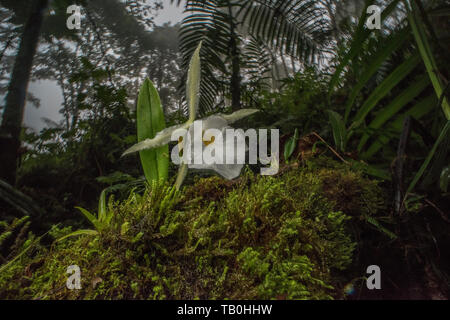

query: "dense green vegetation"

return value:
[1, 158, 384, 299]
[0, 0, 449, 299]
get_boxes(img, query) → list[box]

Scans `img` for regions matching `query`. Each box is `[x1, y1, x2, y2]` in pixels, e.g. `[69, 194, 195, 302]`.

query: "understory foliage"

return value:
[0, 159, 385, 299]
[250, 68, 331, 135]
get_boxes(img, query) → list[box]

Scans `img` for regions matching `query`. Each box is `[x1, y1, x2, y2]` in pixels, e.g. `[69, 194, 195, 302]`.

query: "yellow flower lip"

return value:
[202, 130, 215, 146]
[178, 131, 216, 150]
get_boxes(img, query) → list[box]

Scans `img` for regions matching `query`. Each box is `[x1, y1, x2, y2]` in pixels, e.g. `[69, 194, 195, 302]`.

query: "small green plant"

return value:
[57, 189, 111, 241]
[325, 0, 449, 199]
[327, 110, 347, 153]
[123, 42, 258, 189]
[0, 216, 31, 261]
[283, 128, 299, 162]
[326, 0, 448, 161]
[0, 216, 44, 274]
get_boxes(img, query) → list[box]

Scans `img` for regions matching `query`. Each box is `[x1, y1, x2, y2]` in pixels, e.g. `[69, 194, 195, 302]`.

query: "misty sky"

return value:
[24, 0, 186, 132]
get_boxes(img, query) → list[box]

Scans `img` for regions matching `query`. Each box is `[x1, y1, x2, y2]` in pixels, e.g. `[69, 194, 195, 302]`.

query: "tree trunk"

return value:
[0, 0, 48, 185]
[228, 2, 241, 111]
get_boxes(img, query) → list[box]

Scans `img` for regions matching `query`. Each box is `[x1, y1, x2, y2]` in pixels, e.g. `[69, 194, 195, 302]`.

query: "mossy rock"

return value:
[0, 158, 385, 299]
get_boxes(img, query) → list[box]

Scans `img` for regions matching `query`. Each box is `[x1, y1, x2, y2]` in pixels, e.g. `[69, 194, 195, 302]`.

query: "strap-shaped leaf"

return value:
[363, 95, 436, 159]
[327, 110, 347, 152]
[348, 159, 391, 181]
[0, 235, 43, 273]
[343, 27, 410, 122]
[56, 229, 99, 242]
[407, 1, 450, 120]
[365, 216, 397, 240]
[351, 53, 421, 128]
[328, 0, 400, 97]
[98, 189, 107, 223]
[136, 78, 169, 183]
[407, 120, 450, 193]
[358, 74, 429, 152]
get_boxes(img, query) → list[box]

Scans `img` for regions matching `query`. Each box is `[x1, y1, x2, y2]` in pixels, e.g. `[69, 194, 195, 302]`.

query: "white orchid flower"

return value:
[123, 109, 259, 182]
[185, 115, 246, 180]
[123, 41, 259, 189]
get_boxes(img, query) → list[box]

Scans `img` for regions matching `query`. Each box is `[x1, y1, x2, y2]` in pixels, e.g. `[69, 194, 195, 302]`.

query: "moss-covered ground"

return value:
[0, 158, 386, 299]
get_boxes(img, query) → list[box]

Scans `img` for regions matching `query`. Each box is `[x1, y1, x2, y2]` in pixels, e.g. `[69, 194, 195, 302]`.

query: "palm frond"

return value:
[239, 0, 331, 65]
[178, 0, 332, 113]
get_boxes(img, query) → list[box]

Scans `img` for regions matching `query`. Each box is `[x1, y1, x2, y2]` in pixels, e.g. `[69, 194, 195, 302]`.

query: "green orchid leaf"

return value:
[122, 123, 188, 156]
[328, 0, 400, 99]
[0, 235, 42, 273]
[348, 159, 391, 181]
[136, 78, 169, 183]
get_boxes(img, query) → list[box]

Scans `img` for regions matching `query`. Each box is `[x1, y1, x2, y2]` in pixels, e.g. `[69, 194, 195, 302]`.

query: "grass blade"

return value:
[343, 28, 410, 122]
[363, 94, 436, 158]
[406, 120, 450, 193]
[56, 229, 99, 242]
[407, 1, 450, 119]
[351, 53, 420, 128]
[358, 74, 429, 152]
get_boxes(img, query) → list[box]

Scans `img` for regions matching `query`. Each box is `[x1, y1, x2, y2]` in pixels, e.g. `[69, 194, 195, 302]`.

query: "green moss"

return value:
[0, 158, 385, 299]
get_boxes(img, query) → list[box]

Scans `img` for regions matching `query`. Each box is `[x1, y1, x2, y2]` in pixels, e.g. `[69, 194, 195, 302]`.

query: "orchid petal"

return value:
[190, 116, 228, 132]
[122, 123, 188, 156]
[212, 163, 244, 180]
[188, 126, 245, 180]
[187, 42, 202, 122]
